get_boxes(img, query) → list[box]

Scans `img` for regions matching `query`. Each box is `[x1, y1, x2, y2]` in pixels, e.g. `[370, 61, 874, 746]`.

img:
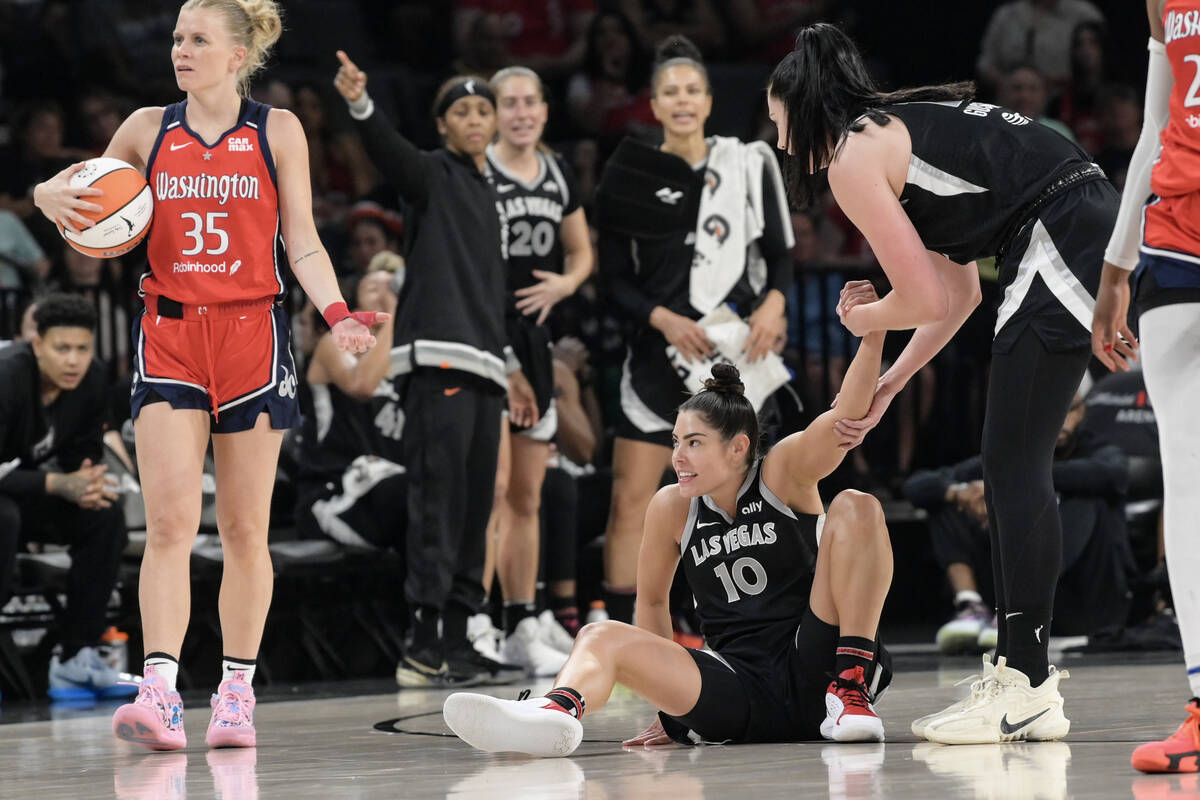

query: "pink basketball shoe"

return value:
[112, 666, 187, 751]
[205, 672, 257, 748]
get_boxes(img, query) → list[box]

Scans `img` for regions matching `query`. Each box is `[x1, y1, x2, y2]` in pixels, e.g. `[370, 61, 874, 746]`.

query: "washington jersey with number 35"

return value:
[142, 99, 285, 305]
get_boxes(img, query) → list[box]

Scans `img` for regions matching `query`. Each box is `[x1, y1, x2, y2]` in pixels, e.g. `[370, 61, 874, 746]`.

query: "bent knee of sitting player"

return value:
[826, 490, 889, 549]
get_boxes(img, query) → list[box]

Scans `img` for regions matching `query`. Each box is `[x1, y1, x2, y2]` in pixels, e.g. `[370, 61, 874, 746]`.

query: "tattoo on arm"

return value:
[293, 250, 320, 266]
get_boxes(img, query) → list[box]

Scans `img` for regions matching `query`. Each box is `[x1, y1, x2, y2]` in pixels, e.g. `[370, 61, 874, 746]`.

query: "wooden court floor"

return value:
[0, 654, 1193, 799]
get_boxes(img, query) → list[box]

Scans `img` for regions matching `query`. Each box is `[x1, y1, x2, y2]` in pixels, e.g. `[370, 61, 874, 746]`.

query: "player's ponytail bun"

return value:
[680, 363, 759, 467]
[183, 0, 282, 96]
[703, 363, 746, 396]
[654, 35, 703, 66]
[651, 34, 709, 96]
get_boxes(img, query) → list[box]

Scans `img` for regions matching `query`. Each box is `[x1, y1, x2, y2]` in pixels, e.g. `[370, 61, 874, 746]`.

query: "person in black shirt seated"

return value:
[904, 393, 1132, 657]
[295, 269, 407, 551]
[0, 293, 131, 700]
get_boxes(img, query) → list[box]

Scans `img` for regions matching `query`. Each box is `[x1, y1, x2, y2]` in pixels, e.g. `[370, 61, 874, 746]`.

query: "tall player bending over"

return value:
[1093, 0, 1200, 774]
[444, 308, 893, 756]
[32, 0, 381, 750]
[768, 23, 1120, 744]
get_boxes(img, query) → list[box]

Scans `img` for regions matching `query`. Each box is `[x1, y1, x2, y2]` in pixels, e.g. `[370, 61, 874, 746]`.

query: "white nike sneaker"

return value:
[911, 654, 996, 738]
[501, 617, 570, 677]
[537, 609, 576, 654]
[468, 613, 503, 663]
[923, 657, 1070, 745]
[443, 692, 584, 757]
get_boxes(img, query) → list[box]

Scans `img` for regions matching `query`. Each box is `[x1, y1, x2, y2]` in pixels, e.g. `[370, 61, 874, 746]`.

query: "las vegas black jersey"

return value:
[486, 144, 581, 296]
[680, 460, 824, 659]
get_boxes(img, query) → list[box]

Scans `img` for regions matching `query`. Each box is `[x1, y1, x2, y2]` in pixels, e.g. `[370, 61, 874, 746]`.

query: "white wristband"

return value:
[347, 91, 374, 121]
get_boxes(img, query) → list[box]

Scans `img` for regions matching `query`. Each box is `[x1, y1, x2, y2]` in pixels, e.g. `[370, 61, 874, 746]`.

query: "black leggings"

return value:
[982, 327, 1089, 670]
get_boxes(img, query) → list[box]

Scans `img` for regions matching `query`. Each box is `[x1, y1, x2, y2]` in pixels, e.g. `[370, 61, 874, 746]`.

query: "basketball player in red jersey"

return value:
[33, 0, 383, 751]
[1093, 0, 1200, 774]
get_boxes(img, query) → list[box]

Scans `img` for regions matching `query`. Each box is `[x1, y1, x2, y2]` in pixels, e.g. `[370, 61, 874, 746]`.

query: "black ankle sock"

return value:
[835, 636, 876, 679]
[443, 603, 471, 646]
[410, 605, 440, 650]
[602, 584, 636, 624]
[543, 686, 586, 718]
[549, 594, 577, 613]
[503, 602, 537, 636]
[1003, 612, 1051, 686]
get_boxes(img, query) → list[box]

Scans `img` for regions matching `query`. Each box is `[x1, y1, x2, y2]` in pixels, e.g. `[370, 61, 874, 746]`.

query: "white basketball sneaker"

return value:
[923, 657, 1070, 745]
[538, 609, 577, 654]
[468, 613, 503, 663]
[443, 691, 584, 757]
[911, 654, 996, 738]
[501, 617, 570, 677]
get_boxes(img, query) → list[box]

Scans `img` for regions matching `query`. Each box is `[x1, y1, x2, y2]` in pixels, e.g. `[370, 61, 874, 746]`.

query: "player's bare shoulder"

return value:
[830, 113, 911, 197]
[109, 107, 167, 172]
[648, 483, 693, 542]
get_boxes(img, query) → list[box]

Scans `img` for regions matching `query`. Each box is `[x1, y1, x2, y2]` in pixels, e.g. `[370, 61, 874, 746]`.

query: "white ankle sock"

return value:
[144, 655, 179, 691]
[955, 590, 983, 606]
[222, 657, 257, 685]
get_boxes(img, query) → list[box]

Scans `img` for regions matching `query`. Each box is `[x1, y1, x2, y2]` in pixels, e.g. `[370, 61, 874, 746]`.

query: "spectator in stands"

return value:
[78, 0, 178, 102]
[904, 393, 1132, 653]
[73, 88, 126, 159]
[295, 270, 405, 550]
[0, 293, 131, 699]
[344, 202, 404, 277]
[48, 243, 129, 378]
[977, 0, 1104, 93]
[251, 78, 295, 112]
[728, 0, 829, 64]
[619, 0, 726, 57]
[566, 10, 657, 147]
[997, 64, 1078, 142]
[294, 83, 379, 232]
[1080, 368, 1167, 633]
[1055, 20, 1109, 154]
[539, 336, 601, 638]
[453, 10, 512, 76]
[1093, 85, 1142, 192]
[453, 0, 595, 79]
[0, 101, 79, 251]
[0, 211, 50, 290]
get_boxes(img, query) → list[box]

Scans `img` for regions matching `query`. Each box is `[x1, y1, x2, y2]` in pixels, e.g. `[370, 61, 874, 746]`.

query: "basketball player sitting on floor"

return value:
[444, 286, 894, 756]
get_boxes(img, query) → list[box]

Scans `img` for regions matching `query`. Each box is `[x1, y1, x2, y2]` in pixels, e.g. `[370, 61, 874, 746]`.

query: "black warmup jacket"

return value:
[0, 342, 108, 497]
[353, 107, 511, 389]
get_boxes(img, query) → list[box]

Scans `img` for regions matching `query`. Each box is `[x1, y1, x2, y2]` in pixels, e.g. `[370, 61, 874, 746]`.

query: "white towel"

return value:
[666, 305, 792, 412]
[689, 137, 793, 315]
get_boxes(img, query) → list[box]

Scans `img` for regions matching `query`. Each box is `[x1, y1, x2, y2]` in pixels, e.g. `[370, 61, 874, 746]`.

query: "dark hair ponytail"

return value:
[678, 363, 759, 468]
[768, 23, 974, 209]
[651, 34, 709, 97]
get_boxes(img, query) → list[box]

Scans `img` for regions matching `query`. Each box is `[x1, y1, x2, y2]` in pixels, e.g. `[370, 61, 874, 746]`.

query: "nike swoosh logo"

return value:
[170, 142, 192, 151]
[999, 708, 1050, 735]
[443, 387, 462, 397]
[497, 184, 515, 193]
[696, 521, 720, 528]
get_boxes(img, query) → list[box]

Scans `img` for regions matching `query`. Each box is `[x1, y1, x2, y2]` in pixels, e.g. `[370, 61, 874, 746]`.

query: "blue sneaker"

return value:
[49, 646, 137, 700]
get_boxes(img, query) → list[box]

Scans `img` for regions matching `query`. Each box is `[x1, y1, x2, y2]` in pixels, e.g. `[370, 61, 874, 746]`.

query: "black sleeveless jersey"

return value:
[879, 100, 1094, 264]
[300, 379, 374, 481]
[299, 361, 402, 480]
[680, 460, 823, 659]
[486, 145, 581, 295]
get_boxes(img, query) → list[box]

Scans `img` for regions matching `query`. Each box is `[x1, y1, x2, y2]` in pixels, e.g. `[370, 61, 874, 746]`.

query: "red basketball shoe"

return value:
[1133, 699, 1200, 773]
[821, 666, 884, 742]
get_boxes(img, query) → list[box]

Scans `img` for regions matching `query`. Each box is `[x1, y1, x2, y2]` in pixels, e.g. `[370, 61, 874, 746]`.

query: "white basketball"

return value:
[57, 157, 154, 259]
